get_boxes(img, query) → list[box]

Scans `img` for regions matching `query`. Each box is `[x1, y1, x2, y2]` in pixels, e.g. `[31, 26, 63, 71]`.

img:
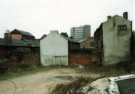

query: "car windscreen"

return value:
[117, 78, 135, 94]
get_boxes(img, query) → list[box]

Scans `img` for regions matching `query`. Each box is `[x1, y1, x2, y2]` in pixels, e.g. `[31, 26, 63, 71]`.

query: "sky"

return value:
[0, 0, 134, 38]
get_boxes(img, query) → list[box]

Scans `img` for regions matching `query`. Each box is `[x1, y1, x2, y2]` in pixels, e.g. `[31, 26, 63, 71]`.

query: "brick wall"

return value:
[69, 52, 96, 65]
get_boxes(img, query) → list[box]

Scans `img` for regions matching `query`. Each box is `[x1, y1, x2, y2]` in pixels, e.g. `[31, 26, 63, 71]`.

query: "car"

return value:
[81, 74, 135, 94]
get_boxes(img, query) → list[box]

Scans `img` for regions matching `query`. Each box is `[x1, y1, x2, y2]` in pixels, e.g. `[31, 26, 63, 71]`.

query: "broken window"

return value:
[117, 25, 127, 35]
[118, 25, 127, 31]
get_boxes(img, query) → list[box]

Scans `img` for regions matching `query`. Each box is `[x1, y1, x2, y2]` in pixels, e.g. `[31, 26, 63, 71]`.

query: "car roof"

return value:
[89, 74, 135, 90]
[109, 74, 135, 82]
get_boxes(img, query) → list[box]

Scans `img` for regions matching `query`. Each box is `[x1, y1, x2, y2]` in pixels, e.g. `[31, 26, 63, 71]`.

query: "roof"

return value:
[40, 34, 47, 40]
[105, 15, 131, 24]
[11, 40, 39, 47]
[0, 39, 7, 46]
[109, 74, 135, 82]
[90, 74, 135, 88]
[67, 37, 80, 43]
[78, 39, 86, 43]
[11, 29, 34, 37]
[0, 39, 39, 47]
[41, 31, 80, 44]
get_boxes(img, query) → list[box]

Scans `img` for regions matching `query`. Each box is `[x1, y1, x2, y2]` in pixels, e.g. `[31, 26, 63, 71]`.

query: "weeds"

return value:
[52, 77, 94, 94]
[51, 64, 131, 94]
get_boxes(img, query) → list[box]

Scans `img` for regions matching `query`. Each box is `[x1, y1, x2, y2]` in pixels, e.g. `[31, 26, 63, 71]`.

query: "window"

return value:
[117, 25, 127, 35]
[117, 78, 135, 94]
[118, 25, 127, 31]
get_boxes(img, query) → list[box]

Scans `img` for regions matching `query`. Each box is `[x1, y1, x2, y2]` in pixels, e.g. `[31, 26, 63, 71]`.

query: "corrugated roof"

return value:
[0, 39, 39, 47]
[11, 40, 39, 47]
[11, 29, 34, 37]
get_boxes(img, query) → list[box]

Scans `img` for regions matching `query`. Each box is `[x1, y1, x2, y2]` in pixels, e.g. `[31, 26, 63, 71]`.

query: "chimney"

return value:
[107, 16, 111, 20]
[123, 12, 128, 20]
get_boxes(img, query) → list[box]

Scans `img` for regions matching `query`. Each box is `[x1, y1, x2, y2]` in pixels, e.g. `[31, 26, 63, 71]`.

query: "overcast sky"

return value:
[0, 0, 134, 38]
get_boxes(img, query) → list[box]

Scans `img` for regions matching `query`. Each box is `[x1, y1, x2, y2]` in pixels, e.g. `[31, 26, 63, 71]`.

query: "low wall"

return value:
[69, 52, 96, 65]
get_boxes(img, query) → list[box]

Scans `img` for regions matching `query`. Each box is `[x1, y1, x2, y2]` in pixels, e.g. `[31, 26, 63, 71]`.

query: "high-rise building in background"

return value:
[70, 25, 91, 42]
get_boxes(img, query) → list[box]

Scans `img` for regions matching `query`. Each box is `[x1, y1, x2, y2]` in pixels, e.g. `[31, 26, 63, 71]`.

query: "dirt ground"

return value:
[0, 67, 102, 94]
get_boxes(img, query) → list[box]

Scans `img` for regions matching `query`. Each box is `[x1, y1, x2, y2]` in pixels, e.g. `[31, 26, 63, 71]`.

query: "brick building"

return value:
[5, 29, 35, 40]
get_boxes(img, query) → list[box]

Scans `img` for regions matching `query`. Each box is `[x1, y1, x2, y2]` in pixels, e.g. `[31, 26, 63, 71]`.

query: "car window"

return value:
[116, 78, 135, 94]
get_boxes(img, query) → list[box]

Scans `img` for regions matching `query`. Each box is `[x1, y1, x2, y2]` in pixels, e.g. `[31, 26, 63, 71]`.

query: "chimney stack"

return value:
[107, 16, 111, 20]
[123, 12, 128, 20]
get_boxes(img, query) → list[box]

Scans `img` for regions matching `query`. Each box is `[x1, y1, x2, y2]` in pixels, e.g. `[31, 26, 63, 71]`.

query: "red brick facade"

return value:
[69, 51, 96, 65]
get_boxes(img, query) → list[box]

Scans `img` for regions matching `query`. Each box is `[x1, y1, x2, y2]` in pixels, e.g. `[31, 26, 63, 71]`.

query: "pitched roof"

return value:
[11, 29, 34, 37]
[40, 34, 47, 40]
